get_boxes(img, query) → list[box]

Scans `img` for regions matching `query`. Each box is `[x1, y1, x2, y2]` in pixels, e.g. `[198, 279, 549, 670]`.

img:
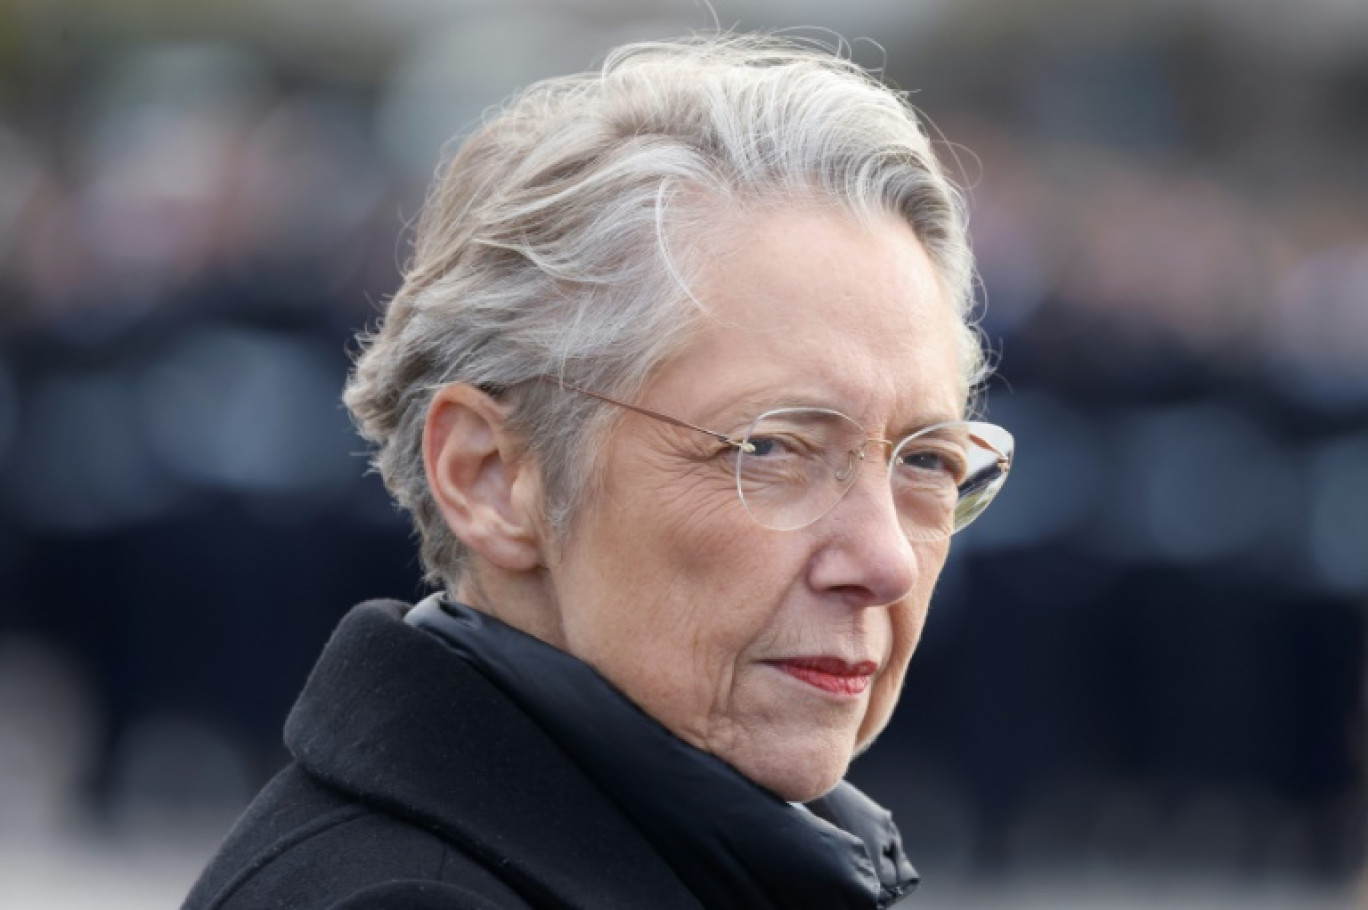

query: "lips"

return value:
[771, 657, 878, 697]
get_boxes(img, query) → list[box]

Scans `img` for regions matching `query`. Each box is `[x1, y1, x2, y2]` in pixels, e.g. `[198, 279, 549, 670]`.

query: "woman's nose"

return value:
[808, 464, 922, 608]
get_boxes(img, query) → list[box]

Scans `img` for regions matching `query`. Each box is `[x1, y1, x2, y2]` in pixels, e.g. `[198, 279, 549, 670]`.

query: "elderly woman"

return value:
[185, 34, 1012, 910]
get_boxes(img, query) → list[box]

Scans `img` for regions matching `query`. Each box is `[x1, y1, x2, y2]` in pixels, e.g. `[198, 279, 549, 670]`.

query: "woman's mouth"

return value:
[771, 657, 877, 696]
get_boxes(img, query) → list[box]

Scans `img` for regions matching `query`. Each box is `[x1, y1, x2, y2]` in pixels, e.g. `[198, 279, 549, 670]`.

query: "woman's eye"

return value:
[901, 451, 945, 471]
[746, 436, 787, 457]
[744, 432, 818, 459]
[897, 446, 966, 479]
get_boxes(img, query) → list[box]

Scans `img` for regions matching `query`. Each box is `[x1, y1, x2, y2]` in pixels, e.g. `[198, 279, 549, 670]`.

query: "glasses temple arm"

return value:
[966, 432, 1013, 472]
[545, 379, 751, 451]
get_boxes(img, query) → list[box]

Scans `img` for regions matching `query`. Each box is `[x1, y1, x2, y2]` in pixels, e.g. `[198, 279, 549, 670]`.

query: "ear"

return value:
[423, 384, 545, 573]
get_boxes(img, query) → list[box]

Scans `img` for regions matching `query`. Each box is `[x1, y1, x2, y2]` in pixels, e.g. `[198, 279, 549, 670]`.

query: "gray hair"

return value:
[344, 33, 986, 590]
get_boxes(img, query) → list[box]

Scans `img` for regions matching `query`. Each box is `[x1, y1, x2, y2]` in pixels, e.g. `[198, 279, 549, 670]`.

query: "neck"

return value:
[455, 562, 567, 650]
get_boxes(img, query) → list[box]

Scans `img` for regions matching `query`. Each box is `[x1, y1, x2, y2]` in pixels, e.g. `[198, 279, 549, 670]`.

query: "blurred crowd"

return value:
[0, 0, 1364, 901]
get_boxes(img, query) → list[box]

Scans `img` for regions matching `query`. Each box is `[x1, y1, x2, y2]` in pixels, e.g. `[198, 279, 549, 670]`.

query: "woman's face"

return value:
[544, 206, 965, 802]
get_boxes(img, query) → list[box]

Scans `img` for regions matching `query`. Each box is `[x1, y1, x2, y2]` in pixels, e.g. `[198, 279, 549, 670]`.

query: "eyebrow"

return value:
[887, 412, 970, 440]
[722, 393, 963, 437]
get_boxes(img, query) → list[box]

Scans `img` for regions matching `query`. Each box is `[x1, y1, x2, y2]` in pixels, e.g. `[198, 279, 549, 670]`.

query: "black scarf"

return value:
[406, 595, 918, 909]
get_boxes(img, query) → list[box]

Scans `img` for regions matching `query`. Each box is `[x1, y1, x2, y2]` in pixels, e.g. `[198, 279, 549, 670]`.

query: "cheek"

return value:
[856, 545, 946, 745]
[558, 466, 798, 721]
[571, 537, 800, 750]
[621, 522, 795, 688]
[859, 602, 926, 740]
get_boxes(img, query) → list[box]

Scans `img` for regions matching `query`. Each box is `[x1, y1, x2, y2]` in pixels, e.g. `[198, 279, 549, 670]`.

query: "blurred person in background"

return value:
[183, 33, 1012, 910]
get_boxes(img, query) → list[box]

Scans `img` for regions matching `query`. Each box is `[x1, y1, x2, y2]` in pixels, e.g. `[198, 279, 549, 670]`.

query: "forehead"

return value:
[651, 205, 965, 425]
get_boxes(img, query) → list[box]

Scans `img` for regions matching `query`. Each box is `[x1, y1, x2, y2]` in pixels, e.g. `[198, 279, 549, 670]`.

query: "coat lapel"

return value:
[284, 601, 703, 910]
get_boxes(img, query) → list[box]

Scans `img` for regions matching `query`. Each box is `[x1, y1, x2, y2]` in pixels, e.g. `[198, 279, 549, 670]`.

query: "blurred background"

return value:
[0, 0, 1365, 907]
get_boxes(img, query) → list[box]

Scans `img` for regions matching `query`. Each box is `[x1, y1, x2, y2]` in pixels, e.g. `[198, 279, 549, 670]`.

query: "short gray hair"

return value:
[344, 33, 986, 590]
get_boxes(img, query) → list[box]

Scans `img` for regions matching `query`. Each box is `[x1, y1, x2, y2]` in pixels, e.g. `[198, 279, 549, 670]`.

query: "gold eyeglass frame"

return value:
[535, 377, 1014, 537]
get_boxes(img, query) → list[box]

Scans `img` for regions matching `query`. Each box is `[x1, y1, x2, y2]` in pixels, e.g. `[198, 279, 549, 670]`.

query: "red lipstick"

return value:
[772, 657, 877, 697]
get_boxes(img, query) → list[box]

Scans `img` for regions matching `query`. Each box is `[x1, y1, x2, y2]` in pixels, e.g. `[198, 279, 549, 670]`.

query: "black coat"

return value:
[183, 599, 918, 909]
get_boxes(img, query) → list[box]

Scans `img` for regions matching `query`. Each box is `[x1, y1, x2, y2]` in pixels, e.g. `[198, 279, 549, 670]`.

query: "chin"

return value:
[739, 744, 851, 804]
[770, 768, 845, 804]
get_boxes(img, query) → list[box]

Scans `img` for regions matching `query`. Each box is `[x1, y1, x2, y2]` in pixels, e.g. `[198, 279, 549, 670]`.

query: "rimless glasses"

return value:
[546, 380, 1013, 542]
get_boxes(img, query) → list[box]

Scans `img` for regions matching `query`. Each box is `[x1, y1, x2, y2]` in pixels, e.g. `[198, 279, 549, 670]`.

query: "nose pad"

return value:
[834, 448, 863, 484]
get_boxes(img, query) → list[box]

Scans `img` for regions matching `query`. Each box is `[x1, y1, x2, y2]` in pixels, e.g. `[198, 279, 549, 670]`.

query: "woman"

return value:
[185, 34, 1013, 910]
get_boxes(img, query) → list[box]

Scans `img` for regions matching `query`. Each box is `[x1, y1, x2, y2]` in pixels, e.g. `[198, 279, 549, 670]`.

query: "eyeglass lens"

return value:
[734, 408, 1012, 540]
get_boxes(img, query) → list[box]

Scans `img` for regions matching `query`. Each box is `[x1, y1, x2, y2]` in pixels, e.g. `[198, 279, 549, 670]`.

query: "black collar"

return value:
[285, 600, 704, 910]
[406, 595, 919, 909]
